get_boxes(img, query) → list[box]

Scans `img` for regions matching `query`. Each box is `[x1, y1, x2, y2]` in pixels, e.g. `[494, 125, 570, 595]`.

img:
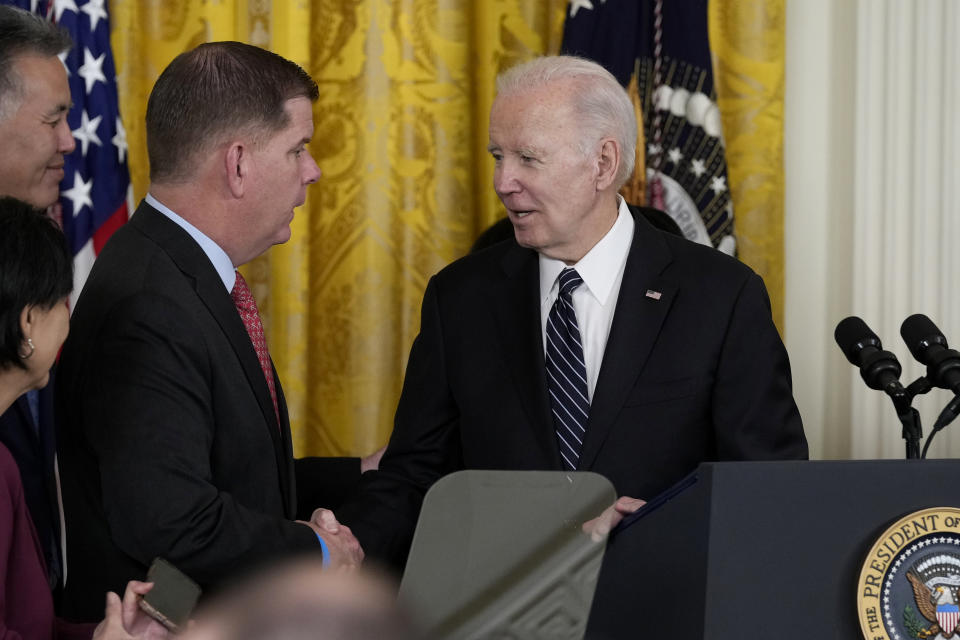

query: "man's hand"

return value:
[582, 496, 646, 542]
[93, 581, 169, 640]
[309, 507, 342, 534]
[298, 508, 364, 570]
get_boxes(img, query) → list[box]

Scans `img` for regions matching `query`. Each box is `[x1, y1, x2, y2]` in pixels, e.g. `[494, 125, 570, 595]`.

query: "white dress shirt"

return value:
[145, 192, 236, 292]
[540, 197, 635, 401]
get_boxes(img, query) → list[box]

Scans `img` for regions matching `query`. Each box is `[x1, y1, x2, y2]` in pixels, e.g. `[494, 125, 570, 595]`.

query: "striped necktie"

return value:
[545, 267, 590, 470]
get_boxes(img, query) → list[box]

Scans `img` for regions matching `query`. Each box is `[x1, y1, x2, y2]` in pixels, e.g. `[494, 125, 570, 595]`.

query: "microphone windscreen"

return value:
[900, 313, 943, 362]
[835, 316, 879, 365]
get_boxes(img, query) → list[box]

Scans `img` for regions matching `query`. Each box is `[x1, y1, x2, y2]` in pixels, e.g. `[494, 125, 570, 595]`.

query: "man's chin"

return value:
[512, 231, 540, 251]
[31, 185, 62, 210]
[273, 225, 293, 246]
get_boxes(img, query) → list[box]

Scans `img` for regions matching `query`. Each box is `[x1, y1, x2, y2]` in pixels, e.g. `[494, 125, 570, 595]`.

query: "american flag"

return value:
[562, 0, 736, 255]
[7, 0, 131, 306]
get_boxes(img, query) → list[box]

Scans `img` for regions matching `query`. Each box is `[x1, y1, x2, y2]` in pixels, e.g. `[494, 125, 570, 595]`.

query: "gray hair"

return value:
[0, 6, 72, 121]
[496, 55, 637, 188]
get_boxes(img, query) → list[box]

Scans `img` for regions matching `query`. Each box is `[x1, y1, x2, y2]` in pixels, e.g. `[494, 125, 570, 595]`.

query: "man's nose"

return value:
[493, 161, 519, 195]
[303, 152, 321, 184]
[58, 119, 76, 154]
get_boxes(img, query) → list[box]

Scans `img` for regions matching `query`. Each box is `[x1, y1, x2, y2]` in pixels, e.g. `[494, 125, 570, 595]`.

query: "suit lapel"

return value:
[579, 216, 677, 470]
[130, 203, 293, 508]
[489, 245, 564, 468]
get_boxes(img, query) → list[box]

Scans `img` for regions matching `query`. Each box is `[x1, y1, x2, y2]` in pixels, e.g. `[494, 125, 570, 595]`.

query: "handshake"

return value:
[298, 493, 649, 570]
[296, 495, 648, 571]
[298, 508, 365, 570]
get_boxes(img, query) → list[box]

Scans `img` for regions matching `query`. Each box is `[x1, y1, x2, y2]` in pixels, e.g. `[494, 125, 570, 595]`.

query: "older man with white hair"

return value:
[337, 55, 808, 570]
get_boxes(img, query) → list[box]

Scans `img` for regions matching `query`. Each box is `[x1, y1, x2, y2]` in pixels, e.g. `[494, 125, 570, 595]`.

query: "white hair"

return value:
[495, 55, 637, 188]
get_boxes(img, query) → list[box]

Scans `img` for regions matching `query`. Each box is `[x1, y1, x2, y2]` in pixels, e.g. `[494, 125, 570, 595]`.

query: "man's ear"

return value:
[595, 138, 621, 191]
[225, 142, 246, 198]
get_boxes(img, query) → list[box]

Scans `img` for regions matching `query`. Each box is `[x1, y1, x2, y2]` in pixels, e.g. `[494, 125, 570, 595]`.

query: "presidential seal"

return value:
[858, 507, 960, 640]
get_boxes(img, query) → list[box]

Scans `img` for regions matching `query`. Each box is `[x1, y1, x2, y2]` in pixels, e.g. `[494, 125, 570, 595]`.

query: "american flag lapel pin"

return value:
[645, 290, 662, 300]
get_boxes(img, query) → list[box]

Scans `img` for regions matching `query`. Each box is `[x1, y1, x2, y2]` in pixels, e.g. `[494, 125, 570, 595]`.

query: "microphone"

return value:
[901, 314, 960, 440]
[900, 314, 960, 393]
[834, 316, 906, 397]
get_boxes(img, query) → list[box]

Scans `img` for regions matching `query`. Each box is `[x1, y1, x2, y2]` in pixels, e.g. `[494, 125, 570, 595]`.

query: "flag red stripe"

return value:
[92, 202, 128, 254]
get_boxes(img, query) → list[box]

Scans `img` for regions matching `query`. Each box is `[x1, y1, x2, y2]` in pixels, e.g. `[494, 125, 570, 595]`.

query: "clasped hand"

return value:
[298, 508, 365, 570]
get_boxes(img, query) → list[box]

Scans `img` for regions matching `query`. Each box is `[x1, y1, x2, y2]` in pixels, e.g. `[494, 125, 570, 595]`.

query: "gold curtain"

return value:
[709, 0, 786, 331]
[108, 0, 782, 456]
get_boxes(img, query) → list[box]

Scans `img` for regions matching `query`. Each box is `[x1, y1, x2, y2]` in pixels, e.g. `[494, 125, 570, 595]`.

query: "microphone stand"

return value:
[891, 377, 931, 459]
[920, 392, 960, 459]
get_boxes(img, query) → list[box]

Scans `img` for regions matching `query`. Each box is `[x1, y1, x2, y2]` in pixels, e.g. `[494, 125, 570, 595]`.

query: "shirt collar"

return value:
[145, 192, 237, 292]
[539, 196, 635, 304]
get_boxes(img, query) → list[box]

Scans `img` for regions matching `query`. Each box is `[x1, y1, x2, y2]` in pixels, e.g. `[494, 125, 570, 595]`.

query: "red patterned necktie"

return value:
[231, 271, 280, 427]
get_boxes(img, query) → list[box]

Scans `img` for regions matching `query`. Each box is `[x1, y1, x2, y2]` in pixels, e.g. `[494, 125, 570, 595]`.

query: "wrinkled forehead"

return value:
[493, 76, 580, 115]
[490, 93, 581, 156]
[0, 54, 68, 119]
[491, 84, 580, 138]
[12, 54, 69, 97]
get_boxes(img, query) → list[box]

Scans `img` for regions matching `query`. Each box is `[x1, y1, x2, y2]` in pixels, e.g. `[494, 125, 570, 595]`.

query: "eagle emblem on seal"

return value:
[906, 553, 960, 639]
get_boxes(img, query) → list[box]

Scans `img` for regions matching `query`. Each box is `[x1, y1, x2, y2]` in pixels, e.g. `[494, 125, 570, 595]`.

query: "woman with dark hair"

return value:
[0, 197, 166, 639]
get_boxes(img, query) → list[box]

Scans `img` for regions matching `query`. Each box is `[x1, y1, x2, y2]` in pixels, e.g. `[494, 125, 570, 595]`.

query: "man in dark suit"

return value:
[336, 55, 807, 570]
[56, 42, 364, 621]
[0, 5, 76, 591]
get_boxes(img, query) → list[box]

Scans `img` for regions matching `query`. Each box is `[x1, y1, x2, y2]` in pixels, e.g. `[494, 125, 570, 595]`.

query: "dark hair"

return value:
[0, 197, 73, 370]
[0, 5, 72, 121]
[146, 41, 319, 183]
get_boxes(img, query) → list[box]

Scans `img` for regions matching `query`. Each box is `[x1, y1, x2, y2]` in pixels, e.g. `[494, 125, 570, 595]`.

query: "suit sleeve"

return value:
[80, 292, 318, 585]
[337, 277, 461, 571]
[711, 272, 808, 460]
[294, 456, 361, 518]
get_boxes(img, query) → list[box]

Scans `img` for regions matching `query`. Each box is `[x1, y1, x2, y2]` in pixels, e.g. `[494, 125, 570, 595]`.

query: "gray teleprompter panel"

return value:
[399, 471, 616, 639]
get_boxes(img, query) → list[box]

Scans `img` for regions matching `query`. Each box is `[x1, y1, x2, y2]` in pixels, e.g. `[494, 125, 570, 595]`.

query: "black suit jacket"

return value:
[338, 211, 807, 569]
[55, 202, 354, 620]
